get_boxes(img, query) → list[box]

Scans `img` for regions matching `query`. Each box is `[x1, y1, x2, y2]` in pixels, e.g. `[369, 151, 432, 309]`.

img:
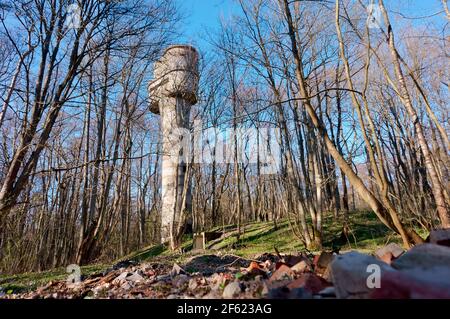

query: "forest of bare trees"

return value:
[0, 0, 448, 274]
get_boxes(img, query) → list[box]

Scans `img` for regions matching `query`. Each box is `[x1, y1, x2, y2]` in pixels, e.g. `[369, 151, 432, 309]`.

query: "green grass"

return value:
[1, 210, 414, 294]
[322, 210, 399, 253]
[211, 220, 303, 257]
[118, 244, 167, 263]
[0, 264, 107, 294]
[202, 210, 404, 257]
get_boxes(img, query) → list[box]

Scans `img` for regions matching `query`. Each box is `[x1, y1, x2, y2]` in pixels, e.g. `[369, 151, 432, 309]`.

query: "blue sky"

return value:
[175, 0, 447, 52]
[175, 0, 241, 49]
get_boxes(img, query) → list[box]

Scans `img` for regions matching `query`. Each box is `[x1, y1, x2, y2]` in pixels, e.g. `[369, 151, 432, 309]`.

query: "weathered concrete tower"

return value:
[148, 45, 199, 248]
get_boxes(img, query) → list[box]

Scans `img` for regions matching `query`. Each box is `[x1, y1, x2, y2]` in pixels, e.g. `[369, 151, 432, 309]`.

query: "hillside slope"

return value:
[0, 210, 406, 296]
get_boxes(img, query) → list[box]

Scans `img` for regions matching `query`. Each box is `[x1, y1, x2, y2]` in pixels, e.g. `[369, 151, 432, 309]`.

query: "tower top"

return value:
[148, 45, 199, 114]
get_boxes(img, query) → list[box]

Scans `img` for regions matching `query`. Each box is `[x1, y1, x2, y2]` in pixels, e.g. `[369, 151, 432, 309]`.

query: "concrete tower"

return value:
[148, 45, 199, 248]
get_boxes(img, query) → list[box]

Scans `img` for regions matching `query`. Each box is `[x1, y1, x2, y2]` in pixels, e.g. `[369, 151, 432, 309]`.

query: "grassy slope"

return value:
[1, 210, 423, 294]
[208, 210, 403, 256]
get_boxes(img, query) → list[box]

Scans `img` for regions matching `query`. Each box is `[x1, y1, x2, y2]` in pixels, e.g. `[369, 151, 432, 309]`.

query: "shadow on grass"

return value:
[322, 211, 396, 250]
[211, 224, 278, 250]
[122, 244, 166, 263]
[183, 254, 250, 275]
[236, 226, 285, 248]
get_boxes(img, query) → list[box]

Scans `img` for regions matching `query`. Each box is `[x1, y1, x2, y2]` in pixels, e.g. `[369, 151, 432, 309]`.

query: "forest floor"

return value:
[3, 210, 445, 299]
